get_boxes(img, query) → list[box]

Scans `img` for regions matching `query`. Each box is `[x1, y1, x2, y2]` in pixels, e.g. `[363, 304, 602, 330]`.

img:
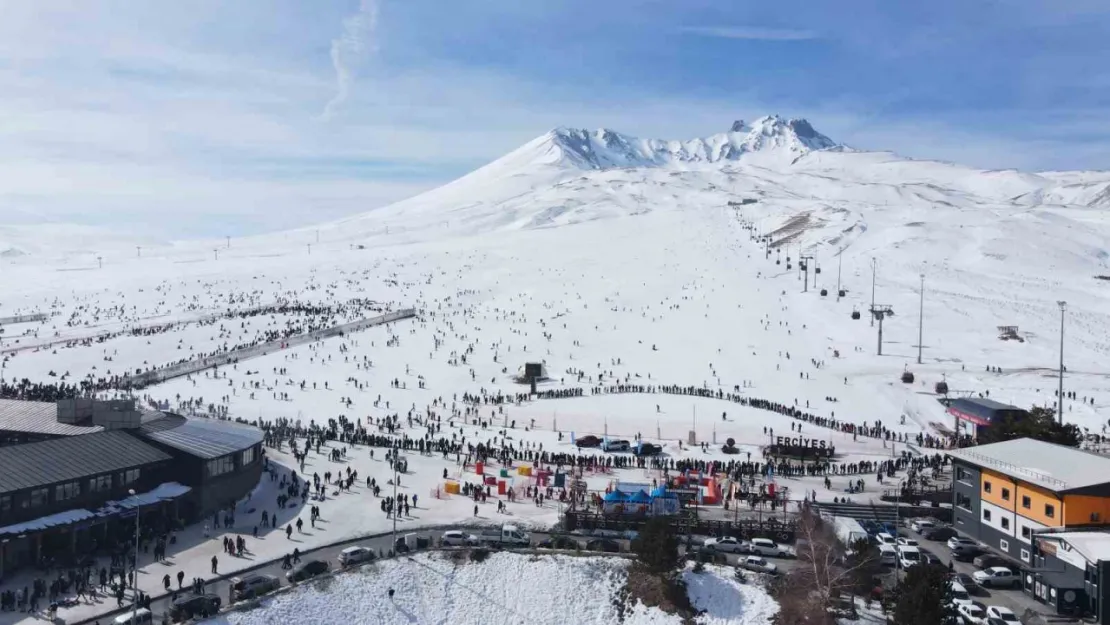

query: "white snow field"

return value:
[203, 552, 778, 625]
[1, 115, 1109, 623]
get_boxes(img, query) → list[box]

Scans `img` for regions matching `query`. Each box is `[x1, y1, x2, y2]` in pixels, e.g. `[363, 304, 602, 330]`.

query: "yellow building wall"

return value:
[1014, 482, 1063, 527]
[980, 469, 1017, 512]
[1063, 494, 1110, 526]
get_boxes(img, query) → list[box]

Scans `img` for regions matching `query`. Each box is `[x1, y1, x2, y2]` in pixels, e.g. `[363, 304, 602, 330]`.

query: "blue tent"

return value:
[603, 490, 625, 502]
[628, 490, 651, 504]
[650, 485, 674, 498]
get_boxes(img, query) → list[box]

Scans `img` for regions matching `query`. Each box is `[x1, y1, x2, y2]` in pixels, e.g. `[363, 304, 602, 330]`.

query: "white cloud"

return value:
[322, 0, 380, 121]
[680, 26, 817, 41]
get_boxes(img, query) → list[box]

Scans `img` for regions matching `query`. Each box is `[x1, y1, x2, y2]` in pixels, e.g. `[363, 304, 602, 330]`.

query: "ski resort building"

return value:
[1027, 529, 1110, 623]
[0, 398, 264, 576]
[946, 397, 1028, 435]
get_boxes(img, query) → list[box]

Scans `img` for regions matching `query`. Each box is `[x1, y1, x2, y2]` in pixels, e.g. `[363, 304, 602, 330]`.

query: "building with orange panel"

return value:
[948, 438, 1110, 619]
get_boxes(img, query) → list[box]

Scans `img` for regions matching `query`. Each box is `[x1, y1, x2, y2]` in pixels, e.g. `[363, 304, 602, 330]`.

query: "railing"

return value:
[955, 449, 1068, 490]
[121, 308, 417, 388]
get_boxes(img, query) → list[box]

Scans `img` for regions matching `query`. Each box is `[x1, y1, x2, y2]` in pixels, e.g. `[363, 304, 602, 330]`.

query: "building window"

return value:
[1000, 539, 1009, 552]
[983, 509, 992, 522]
[956, 467, 972, 484]
[206, 455, 235, 478]
[88, 475, 112, 493]
[55, 481, 80, 502]
[1021, 549, 1030, 562]
[956, 493, 972, 511]
[984, 481, 992, 494]
[1002, 517, 1010, 530]
[119, 468, 140, 486]
[0, 495, 10, 513]
[1021, 526, 1031, 539]
[1022, 495, 1031, 509]
[28, 488, 48, 508]
[1002, 488, 1011, 501]
[241, 446, 256, 466]
[1045, 503, 1056, 519]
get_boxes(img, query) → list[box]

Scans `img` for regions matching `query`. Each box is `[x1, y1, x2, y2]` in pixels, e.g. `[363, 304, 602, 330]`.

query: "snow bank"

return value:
[204, 553, 777, 625]
[683, 564, 780, 625]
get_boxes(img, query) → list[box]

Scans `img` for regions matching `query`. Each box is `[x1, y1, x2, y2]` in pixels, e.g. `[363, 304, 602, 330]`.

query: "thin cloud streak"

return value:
[681, 26, 817, 41]
[321, 0, 380, 121]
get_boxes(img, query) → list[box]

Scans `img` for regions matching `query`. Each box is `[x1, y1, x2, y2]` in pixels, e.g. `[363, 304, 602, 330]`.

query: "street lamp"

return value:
[128, 488, 140, 623]
[1057, 301, 1067, 423]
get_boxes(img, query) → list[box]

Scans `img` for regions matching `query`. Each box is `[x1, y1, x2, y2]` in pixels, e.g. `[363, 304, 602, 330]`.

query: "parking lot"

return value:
[897, 522, 1053, 622]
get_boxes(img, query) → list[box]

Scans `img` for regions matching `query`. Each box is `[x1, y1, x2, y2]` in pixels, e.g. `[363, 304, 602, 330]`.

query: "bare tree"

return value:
[772, 505, 881, 624]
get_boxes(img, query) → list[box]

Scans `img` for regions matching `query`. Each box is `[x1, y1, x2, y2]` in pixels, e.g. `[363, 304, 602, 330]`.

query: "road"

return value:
[80, 528, 797, 624]
[899, 528, 1051, 622]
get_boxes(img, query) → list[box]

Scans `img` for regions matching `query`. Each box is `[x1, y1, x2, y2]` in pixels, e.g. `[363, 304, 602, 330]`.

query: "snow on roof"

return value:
[0, 508, 96, 536]
[946, 438, 1110, 492]
[1043, 532, 1110, 564]
[0, 398, 103, 436]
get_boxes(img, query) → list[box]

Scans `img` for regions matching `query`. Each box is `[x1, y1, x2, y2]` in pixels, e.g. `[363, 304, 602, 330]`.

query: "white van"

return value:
[878, 544, 897, 566]
[897, 545, 921, 568]
[748, 537, 791, 558]
[114, 608, 154, 625]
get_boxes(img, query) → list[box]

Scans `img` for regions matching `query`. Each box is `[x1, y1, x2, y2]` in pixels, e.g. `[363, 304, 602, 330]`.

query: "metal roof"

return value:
[137, 415, 263, 459]
[947, 438, 1110, 493]
[0, 430, 171, 494]
[0, 399, 103, 437]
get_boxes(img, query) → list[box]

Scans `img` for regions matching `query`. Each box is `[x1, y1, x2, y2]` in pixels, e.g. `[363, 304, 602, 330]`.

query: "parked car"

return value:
[603, 439, 631, 452]
[972, 567, 1019, 589]
[920, 549, 941, 565]
[896, 537, 920, 547]
[875, 532, 897, 546]
[910, 518, 938, 533]
[923, 526, 958, 542]
[739, 555, 778, 574]
[575, 435, 602, 448]
[748, 537, 791, 558]
[948, 537, 979, 550]
[973, 553, 1011, 569]
[878, 544, 897, 566]
[952, 544, 984, 562]
[586, 538, 621, 553]
[287, 559, 330, 583]
[169, 593, 221, 621]
[949, 582, 973, 607]
[537, 536, 579, 550]
[441, 530, 479, 546]
[703, 537, 746, 553]
[113, 609, 154, 625]
[951, 572, 980, 593]
[634, 442, 663, 456]
[986, 619, 1011, 625]
[338, 545, 375, 566]
[476, 525, 531, 547]
[230, 574, 280, 602]
[955, 601, 987, 624]
[897, 546, 922, 568]
[984, 605, 1021, 624]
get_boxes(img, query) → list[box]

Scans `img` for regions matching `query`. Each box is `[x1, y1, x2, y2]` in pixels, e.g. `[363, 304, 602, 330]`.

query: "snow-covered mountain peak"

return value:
[537, 116, 839, 170]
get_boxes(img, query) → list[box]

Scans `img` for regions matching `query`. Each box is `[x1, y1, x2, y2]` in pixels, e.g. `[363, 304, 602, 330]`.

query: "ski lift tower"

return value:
[800, 255, 814, 292]
[870, 305, 894, 355]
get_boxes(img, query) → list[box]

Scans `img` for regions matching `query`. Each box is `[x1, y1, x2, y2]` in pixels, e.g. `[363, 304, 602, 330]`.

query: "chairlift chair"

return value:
[851, 308, 861, 320]
[934, 380, 949, 395]
[820, 289, 828, 296]
[901, 371, 915, 384]
[838, 289, 846, 297]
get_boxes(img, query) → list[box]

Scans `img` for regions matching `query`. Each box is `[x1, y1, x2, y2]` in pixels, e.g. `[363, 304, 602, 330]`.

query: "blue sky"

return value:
[1, 0, 1109, 237]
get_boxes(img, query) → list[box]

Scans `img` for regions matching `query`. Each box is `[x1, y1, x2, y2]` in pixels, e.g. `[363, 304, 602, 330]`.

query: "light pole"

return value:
[917, 274, 925, 365]
[870, 258, 878, 327]
[391, 449, 399, 552]
[128, 488, 140, 623]
[1057, 301, 1066, 423]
